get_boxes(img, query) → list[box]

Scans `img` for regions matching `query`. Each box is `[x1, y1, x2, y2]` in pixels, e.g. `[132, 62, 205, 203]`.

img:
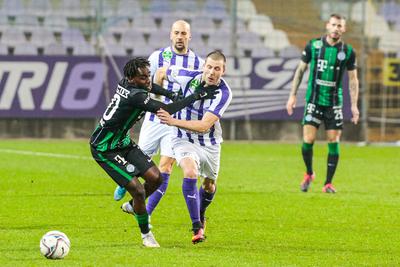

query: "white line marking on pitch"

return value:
[0, 148, 92, 160]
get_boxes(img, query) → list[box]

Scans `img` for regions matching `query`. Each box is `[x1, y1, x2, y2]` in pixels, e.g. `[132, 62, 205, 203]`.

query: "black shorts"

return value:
[90, 143, 155, 187]
[302, 103, 344, 130]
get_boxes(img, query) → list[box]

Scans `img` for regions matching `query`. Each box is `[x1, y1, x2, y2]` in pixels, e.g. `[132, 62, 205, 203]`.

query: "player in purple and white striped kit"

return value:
[114, 20, 204, 219]
[156, 50, 232, 244]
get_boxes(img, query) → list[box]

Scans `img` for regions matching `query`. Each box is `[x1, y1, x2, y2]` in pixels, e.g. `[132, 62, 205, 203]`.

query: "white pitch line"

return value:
[0, 148, 92, 160]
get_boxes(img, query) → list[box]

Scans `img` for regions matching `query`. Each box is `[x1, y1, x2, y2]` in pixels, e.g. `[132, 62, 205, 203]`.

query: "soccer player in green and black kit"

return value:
[90, 57, 217, 247]
[286, 14, 359, 193]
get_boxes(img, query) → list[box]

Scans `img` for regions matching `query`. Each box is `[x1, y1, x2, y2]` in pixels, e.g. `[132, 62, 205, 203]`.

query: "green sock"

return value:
[135, 213, 149, 234]
[302, 142, 314, 175]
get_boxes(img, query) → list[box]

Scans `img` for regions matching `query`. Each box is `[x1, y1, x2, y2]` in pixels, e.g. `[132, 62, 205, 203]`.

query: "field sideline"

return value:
[0, 140, 399, 266]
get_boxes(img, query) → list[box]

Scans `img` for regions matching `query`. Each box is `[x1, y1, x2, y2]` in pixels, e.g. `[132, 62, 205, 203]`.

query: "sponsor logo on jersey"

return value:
[162, 51, 173, 61]
[316, 79, 336, 87]
[116, 85, 129, 99]
[313, 40, 323, 49]
[189, 79, 200, 90]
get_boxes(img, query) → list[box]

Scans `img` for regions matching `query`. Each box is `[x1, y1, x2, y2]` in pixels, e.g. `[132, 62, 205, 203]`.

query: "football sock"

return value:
[134, 213, 150, 234]
[326, 142, 339, 185]
[199, 186, 216, 221]
[146, 173, 170, 215]
[182, 178, 200, 225]
[302, 142, 314, 175]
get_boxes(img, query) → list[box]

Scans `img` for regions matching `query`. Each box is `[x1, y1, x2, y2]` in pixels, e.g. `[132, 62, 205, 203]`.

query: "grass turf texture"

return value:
[0, 140, 399, 266]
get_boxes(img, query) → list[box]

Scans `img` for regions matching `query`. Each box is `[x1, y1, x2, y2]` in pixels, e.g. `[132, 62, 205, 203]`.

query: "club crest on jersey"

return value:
[162, 51, 173, 62]
[313, 40, 323, 49]
[189, 79, 200, 90]
[116, 85, 129, 99]
[337, 51, 346, 61]
[126, 164, 135, 173]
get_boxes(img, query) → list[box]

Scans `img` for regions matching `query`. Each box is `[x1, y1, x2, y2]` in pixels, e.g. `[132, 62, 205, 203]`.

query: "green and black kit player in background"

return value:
[286, 13, 360, 193]
[89, 57, 218, 247]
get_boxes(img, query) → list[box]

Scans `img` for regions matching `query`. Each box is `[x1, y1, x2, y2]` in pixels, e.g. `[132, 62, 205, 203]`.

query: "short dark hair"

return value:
[123, 57, 150, 79]
[330, 13, 346, 21]
[206, 50, 226, 63]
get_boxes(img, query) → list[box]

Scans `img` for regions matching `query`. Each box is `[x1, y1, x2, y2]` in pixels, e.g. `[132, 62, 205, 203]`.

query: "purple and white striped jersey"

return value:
[166, 66, 233, 146]
[145, 46, 204, 123]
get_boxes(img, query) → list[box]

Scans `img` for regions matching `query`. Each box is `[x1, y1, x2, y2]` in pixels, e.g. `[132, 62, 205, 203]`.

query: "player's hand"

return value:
[157, 108, 174, 125]
[194, 81, 219, 100]
[351, 105, 359, 125]
[286, 95, 297, 115]
[168, 91, 183, 102]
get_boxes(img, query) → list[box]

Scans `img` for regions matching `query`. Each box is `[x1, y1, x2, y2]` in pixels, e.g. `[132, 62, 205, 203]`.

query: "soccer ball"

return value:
[39, 230, 70, 259]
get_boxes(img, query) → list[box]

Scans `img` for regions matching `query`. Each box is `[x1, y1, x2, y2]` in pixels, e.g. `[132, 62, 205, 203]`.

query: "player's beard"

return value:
[174, 43, 186, 53]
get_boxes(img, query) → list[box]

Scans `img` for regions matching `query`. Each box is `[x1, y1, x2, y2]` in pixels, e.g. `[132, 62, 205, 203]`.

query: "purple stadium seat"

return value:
[1, 27, 27, 46]
[250, 47, 275, 58]
[102, 44, 127, 56]
[14, 15, 40, 33]
[201, 0, 228, 20]
[13, 43, 38, 55]
[73, 44, 96, 56]
[61, 28, 87, 48]
[132, 15, 158, 34]
[116, 0, 143, 18]
[120, 29, 147, 49]
[105, 17, 131, 35]
[0, 43, 9, 55]
[191, 15, 218, 35]
[148, 0, 174, 19]
[43, 43, 67, 55]
[30, 28, 57, 47]
[43, 15, 69, 32]
[2, 0, 25, 17]
[379, 1, 400, 24]
[237, 31, 265, 49]
[26, 0, 53, 17]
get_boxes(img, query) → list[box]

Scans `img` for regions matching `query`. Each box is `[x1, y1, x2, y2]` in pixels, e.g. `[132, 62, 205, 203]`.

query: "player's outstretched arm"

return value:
[157, 109, 219, 133]
[134, 86, 218, 115]
[286, 61, 308, 115]
[149, 83, 181, 101]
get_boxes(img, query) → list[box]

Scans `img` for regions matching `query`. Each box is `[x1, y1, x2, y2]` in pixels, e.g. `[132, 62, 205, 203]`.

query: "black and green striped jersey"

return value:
[302, 36, 357, 107]
[90, 78, 152, 152]
[90, 78, 202, 152]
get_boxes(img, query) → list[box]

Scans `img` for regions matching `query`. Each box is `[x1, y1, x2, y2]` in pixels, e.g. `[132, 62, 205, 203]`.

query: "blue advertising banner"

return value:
[0, 55, 351, 120]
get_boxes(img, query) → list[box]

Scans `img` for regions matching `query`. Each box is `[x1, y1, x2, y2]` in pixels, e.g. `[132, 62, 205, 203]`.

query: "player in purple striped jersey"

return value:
[114, 20, 204, 219]
[156, 51, 232, 244]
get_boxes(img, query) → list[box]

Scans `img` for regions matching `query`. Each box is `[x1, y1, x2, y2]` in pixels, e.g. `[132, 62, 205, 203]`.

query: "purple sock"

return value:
[182, 178, 200, 224]
[146, 173, 170, 215]
[199, 186, 216, 214]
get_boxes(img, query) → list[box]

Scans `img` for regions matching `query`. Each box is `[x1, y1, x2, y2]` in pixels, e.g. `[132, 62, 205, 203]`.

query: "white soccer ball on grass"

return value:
[39, 230, 70, 259]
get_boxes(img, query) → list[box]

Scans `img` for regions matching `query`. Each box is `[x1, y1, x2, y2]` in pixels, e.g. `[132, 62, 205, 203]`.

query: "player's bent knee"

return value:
[203, 179, 216, 193]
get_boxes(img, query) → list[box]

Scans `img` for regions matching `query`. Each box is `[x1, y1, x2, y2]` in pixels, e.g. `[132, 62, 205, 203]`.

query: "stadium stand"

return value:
[13, 43, 38, 55]
[1, 27, 27, 46]
[115, 0, 142, 18]
[43, 43, 67, 55]
[0, 43, 8, 55]
[43, 15, 69, 33]
[1, 0, 25, 17]
[30, 28, 57, 47]
[14, 14, 41, 33]
[237, 0, 257, 22]
[26, 0, 53, 17]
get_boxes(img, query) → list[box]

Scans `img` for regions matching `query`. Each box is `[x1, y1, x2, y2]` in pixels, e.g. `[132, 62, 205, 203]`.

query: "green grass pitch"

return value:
[0, 140, 399, 266]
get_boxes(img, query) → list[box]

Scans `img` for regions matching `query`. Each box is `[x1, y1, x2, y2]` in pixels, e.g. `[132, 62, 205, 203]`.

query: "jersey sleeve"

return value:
[129, 92, 165, 113]
[346, 49, 357, 71]
[205, 83, 232, 118]
[148, 50, 160, 77]
[301, 41, 312, 63]
[166, 66, 197, 88]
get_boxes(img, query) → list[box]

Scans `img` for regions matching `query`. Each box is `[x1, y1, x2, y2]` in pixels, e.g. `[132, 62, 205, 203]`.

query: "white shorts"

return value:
[138, 118, 175, 158]
[172, 137, 221, 180]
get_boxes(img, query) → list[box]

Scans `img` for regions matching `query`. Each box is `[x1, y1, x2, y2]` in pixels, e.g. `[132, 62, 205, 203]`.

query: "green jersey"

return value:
[302, 36, 357, 107]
